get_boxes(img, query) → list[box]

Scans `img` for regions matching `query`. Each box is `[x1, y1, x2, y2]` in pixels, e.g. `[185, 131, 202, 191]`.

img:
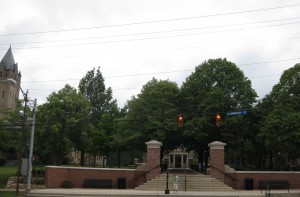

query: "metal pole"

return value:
[16, 89, 28, 196]
[165, 170, 169, 194]
[185, 169, 187, 192]
[27, 99, 37, 191]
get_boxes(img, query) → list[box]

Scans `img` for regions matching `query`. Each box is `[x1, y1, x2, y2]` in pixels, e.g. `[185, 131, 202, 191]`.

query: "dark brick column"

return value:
[145, 140, 162, 181]
[208, 141, 226, 182]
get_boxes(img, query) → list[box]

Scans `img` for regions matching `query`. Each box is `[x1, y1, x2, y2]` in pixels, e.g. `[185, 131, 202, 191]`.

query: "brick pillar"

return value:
[208, 141, 226, 182]
[145, 140, 162, 181]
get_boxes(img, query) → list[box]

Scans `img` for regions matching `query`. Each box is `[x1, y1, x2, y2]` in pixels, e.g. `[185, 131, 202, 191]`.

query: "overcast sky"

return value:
[1, 0, 300, 107]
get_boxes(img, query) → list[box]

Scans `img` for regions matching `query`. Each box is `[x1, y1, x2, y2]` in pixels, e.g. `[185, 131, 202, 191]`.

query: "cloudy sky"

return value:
[1, 0, 300, 107]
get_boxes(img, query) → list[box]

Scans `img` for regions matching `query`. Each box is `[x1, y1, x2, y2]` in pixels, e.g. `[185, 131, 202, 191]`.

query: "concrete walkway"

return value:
[24, 189, 300, 197]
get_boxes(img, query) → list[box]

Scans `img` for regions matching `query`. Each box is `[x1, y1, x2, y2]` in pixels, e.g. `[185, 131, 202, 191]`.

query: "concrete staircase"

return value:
[135, 170, 233, 192]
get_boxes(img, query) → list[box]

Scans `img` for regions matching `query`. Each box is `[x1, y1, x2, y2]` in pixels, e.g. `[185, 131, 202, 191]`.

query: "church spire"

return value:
[1, 46, 17, 70]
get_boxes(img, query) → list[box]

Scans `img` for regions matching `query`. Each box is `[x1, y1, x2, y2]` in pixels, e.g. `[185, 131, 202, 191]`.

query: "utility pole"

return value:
[7, 78, 28, 196]
[16, 90, 28, 196]
[27, 99, 37, 191]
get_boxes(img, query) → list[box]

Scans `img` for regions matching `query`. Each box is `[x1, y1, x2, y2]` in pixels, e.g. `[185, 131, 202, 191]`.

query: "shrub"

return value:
[62, 180, 73, 188]
[0, 157, 6, 166]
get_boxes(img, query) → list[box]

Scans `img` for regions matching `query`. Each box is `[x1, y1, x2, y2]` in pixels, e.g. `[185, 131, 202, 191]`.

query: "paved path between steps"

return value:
[23, 188, 300, 197]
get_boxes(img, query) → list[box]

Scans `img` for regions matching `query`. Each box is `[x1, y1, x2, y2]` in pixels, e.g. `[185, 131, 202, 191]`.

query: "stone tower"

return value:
[0, 47, 21, 113]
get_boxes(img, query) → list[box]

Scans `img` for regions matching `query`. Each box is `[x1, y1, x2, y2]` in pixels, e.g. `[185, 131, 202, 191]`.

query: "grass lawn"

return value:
[0, 191, 25, 197]
[0, 166, 17, 188]
[0, 166, 25, 196]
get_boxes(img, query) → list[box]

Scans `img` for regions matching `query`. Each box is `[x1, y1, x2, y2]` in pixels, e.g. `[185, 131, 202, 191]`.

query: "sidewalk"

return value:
[25, 188, 299, 197]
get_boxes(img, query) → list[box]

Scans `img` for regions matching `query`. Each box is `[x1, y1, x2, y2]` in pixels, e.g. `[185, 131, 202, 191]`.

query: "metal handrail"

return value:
[210, 165, 237, 181]
[135, 164, 161, 184]
[264, 182, 270, 197]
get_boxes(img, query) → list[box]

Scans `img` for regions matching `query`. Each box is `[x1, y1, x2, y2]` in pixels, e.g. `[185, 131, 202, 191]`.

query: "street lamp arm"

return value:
[7, 78, 28, 98]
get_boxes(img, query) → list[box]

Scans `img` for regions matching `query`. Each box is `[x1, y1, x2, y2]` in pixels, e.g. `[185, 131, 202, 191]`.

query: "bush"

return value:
[0, 157, 6, 166]
[62, 180, 73, 188]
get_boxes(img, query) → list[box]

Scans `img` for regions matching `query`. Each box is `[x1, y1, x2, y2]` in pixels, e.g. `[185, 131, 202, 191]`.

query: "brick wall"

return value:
[45, 166, 146, 188]
[209, 141, 226, 182]
[45, 140, 162, 189]
[145, 140, 162, 181]
[225, 171, 300, 190]
[208, 141, 300, 190]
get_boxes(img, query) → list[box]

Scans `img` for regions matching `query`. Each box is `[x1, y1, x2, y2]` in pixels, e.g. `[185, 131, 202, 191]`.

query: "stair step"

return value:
[135, 172, 233, 192]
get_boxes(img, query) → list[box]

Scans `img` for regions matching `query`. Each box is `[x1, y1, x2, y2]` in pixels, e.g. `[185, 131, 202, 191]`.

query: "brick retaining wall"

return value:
[45, 166, 146, 188]
[45, 140, 162, 189]
[225, 171, 300, 190]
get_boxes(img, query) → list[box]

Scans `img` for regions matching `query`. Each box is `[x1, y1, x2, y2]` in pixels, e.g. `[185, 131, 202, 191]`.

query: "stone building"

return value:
[0, 47, 21, 114]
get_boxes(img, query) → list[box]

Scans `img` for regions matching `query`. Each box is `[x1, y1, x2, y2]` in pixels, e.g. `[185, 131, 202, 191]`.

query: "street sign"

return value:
[226, 111, 247, 116]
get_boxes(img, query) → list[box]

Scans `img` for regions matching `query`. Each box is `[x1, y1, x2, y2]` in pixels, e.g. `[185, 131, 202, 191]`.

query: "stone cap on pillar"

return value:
[145, 140, 162, 148]
[208, 141, 226, 149]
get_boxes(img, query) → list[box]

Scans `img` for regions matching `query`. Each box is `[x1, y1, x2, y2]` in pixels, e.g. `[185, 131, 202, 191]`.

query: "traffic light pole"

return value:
[165, 170, 170, 194]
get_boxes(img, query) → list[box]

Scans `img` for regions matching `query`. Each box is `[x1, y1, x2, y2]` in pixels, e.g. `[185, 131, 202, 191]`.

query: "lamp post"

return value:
[165, 170, 170, 194]
[27, 98, 37, 191]
[7, 78, 28, 195]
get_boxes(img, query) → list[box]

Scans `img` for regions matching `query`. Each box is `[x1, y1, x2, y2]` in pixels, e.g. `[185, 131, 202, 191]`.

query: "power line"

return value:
[1, 3, 300, 37]
[21, 57, 300, 84]
[26, 73, 281, 93]
[1, 17, 300, 46]
[2, 20, 300, 51]
[10, 32, 300, 62]
[0, 104, 289, 128]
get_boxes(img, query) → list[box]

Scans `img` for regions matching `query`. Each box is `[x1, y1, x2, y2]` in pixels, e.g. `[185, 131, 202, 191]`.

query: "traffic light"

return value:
[178, 114, 183, 128]
[215, 113, 221, 127]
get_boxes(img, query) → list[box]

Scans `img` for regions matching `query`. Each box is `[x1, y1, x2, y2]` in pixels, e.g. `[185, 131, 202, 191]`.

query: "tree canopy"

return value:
[79, 67, 118, 125]
[259, 63, 300, 159]
[3, 58, 299, 171]
[180, 58, 258, 166]
[35, 84, 91, 165]
[122, 78, 182, 155]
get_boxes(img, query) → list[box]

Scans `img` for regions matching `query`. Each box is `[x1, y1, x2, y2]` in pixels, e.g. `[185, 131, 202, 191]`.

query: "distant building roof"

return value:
[1, 46, 18, 70]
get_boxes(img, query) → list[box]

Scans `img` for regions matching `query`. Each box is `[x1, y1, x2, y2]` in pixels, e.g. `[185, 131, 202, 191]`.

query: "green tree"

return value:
[0, 119, 8, 160]
[181, 58, 257, 168]
[79, 67, 117, 125]
[78, 67, 121, 166]
[35, 84, 91, 165]
[0, 100, 30, 163]
[259, 63, 300, 161]
[123, 78, 182, 158]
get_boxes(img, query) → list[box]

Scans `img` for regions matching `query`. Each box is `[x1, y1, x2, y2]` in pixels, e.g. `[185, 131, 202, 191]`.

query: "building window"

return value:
[2, 90, 5, 98]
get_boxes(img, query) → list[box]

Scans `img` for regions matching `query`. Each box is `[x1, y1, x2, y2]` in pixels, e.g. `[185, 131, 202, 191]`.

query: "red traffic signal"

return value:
[215, 113, 221, 127]
[178, 114, 183, 128]
[215, 114, 221, 121]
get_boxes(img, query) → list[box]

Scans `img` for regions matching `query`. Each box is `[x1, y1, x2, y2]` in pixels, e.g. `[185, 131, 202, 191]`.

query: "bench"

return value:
[259, 180, 290, 193]
[83, 179, 113, 188]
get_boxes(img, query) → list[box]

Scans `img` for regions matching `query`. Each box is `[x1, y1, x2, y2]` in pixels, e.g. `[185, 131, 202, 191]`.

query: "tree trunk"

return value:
[117, 149, 122, 168]
[80, 149, 85, 167]
[269, 151, 273, 169]
[93, 154, 96, 167]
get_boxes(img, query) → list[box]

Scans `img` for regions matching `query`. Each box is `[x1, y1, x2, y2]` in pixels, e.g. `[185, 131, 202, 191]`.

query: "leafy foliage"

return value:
[79, 67, 117, 125]
[79, 67, 122, 166]
[259, 63, 300, 159]
[35, 85, 91, 165]
[123, 78, 182, 155]
[181, 58, 258, 166]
